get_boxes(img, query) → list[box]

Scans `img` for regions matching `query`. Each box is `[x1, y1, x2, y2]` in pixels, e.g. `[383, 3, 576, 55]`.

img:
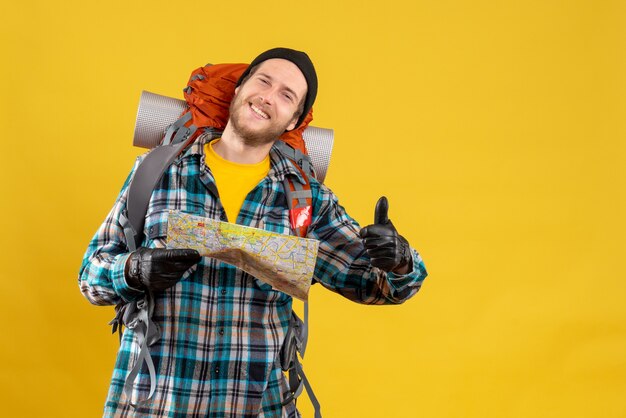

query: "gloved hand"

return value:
[359, 196, 412, 274]
[125, 247, 202, 292]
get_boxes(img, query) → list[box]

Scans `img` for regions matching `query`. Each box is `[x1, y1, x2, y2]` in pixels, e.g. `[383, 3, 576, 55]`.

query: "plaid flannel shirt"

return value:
[79, 134, 428, 417]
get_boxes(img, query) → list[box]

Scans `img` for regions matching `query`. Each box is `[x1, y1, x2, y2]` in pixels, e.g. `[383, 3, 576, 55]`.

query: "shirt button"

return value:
[219, 329, 224, 336]
[221, 289, 227, 295]
[214, 366, 220, 375]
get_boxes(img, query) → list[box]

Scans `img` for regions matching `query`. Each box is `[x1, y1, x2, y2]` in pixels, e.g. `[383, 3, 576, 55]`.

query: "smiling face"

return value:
[227, 58, 308, 147]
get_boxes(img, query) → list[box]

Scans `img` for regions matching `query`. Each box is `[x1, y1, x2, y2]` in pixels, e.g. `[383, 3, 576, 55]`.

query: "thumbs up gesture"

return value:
[359, 196, 412, 274]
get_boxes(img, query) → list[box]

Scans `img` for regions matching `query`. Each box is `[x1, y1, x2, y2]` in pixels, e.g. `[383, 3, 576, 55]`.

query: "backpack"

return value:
[111, 63, 333, 417]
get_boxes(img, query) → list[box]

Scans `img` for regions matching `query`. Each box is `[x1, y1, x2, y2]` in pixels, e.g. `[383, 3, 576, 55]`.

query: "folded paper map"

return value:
[166, 210, 319, 301]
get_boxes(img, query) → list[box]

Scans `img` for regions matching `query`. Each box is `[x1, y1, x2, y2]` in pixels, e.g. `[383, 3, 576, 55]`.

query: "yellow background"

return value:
[1, 0, 624, 416]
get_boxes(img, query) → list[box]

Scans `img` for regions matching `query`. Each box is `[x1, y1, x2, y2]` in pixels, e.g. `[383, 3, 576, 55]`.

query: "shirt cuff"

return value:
[385, 248, 427, 291]
[111, 253, 145, 302]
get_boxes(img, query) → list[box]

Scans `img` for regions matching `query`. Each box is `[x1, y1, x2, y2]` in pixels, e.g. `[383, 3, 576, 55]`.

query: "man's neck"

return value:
[214, 123, 275, 164]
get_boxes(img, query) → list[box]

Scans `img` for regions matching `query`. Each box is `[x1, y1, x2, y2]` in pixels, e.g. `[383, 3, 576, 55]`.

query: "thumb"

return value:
[374, 196, 389, 225]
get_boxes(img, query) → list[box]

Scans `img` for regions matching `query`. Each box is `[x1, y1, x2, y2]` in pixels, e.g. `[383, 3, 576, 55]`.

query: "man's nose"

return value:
[260, 86, 280, 105]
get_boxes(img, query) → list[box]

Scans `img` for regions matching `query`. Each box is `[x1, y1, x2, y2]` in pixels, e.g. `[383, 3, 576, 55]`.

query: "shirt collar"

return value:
[184, 132, 307, 184]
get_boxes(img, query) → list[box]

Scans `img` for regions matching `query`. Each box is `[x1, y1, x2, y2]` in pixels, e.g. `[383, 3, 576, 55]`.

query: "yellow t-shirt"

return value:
[204, 140, 270, 223]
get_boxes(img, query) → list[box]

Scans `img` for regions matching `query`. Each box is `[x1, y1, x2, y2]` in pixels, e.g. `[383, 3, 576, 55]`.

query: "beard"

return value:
[228, 94, 292, 147]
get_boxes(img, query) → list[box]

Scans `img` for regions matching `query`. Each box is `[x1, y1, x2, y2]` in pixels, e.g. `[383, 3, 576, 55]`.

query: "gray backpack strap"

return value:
[113, 125, 204, 407]
[295, 350, 321, 418]
[279, 162, 321, 416]
[301, 301, 309, 356]
[124, 133, 197, 250]
[122, 291, 160, 406]
[300, 303, 321, 418]
[280, 303, 321, 417]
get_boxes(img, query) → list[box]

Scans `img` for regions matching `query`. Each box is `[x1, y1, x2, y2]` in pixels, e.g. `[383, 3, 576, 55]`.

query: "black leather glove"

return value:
[359, 196, 412, 273]
[125, 247, 201, 292]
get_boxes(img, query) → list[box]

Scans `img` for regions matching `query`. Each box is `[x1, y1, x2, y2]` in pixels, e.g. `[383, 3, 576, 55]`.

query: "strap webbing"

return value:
[274, 141, 316, 179]
[281, 303, 321, 417]
[162, 112, 192, 146]
[123, 292, 158, 406]
[296, 358, 322, 418]
[301, 301, 309, 357]
[286, 189, 312, 202]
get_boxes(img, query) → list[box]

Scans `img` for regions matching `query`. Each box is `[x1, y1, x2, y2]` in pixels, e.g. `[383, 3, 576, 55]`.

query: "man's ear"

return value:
[286, 118, 298, 132]
[234, 85, 240, 95]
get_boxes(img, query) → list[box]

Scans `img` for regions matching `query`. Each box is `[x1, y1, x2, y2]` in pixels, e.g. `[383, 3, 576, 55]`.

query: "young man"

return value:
[79, 47, 427, 417]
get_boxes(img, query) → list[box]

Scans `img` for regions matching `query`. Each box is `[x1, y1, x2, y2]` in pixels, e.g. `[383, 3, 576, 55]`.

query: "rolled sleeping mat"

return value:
[133, 91, 334, 184]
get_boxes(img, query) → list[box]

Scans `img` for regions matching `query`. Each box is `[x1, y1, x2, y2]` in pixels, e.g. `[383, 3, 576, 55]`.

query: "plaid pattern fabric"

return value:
[79, 134, 428, 417]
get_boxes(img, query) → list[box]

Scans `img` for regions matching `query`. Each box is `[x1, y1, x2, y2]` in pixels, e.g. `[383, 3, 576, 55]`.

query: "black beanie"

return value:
[236, 47, 318, 129]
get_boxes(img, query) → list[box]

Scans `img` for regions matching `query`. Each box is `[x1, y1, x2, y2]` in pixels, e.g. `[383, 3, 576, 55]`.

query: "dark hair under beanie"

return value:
[236, 47, 318, 129]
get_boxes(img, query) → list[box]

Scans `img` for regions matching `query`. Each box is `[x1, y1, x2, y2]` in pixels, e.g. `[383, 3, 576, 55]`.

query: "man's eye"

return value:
[283, 93, 294, 102]
[259, 78, 269, 85]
